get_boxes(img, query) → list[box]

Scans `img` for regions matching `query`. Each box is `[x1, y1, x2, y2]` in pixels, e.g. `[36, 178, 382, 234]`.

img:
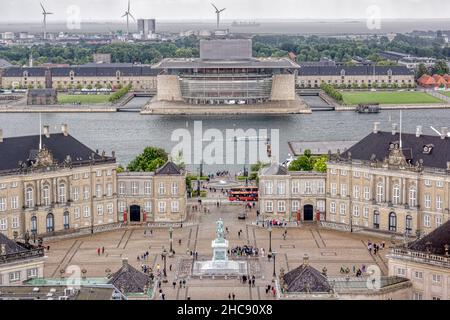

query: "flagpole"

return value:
[39, 112, 42, 150]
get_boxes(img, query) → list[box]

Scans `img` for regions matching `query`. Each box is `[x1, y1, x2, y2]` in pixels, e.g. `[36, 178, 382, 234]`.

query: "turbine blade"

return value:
[40, 2, 45, 12]
[128, 0, 130, 12]
[220, 8, 226, 12]
[129, 13, 136, 21]
[122, 13, 128, 17]
[211, 3, 219, 12]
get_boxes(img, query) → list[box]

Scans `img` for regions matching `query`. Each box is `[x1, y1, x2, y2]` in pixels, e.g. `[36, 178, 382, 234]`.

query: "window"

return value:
[96, 185, 102, 198]
[12, 216, 19, 229]
[46, 213, 54, 233]
[106, 183, 113, 197]
[144, 182, 151, 195]
[74, 207, 80, 219]
[436, 215, 442, 228]
[364, 186, 370, 200]
[107, 169, 112, 176]
[339, 203, 346, 215]
[353, 185, 360, 199]
[376, 182, 384, 203]
[424, 215, 431, 227]
[317, 200, 325, 212]
[83, 186, 90, 200]
[158, 201, 166, 213]
[409, 187, 417, 207]
[389, 212, 397, 232]
[265, 201, 273, 213]
[353, 171, 361, 178]
[363, 207, 369, 218]
[31, 216, 37, 233]
[9, 271, 21, 283]
[330, 169, 337, 175]
[73, 173, 80, 180]
[58, 184, 66, 203]
[406, 215, 413, 234]
[292, 181, 299, 194]
[305, 181, 312, 194]
[424, 194, 431, 209]
[330, 202, 336, 214]
[11, 196, 18, 210]
[0, 183, 6, 189]
[107, 203, 113, 215]
[83, 206, 90, 218]
[171, 182, 179, 195]
[363, 172, 370, 179]
[119, 202, 126, 213]
[63, 211, 70, 229]
[396, 267, 406, 276]
[436, 180, 444, 188]
[0, 218, 7, 231]
[27, 268, 38, 279]
[42, 185, 50, 206]
[373, 211, 380, 229]
[340, 170, 347, 176]
[317, 181, 325, 194]
[392, 185, 400, 205]
[265, 181, 273, 195]
[73, 187, 80, 201]
[158, 182, 165, 195]
[352, 205, 360, 217]
[171, 201, 179, 213]
[341, 184, 347, 197]
[11, 182, 18, 188]
[292, 200, 300, 212]
[432, 274, 441, 284]
[436, 196, 442, 210]
[277, 181, 285, 195]
[277, 201, 286, 212]
[424, 179, 431, 186]
[96, 170, 102, 177]
[83, 172, 89, 179]
[119, 182, 125, 195]
[331, 183, 337, 196]
[97, 205, 104, 216]
[0, 197, 6, 211]
[144, 202, 152, 213]
[25, 187, 34, 208]
[413, 292, 423, 300]
[414, 271, 423, 279]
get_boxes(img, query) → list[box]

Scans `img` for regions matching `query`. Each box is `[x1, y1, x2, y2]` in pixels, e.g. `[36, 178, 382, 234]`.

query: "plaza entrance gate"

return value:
[303, 205, 314, 221]
[130, 205, 141, 222]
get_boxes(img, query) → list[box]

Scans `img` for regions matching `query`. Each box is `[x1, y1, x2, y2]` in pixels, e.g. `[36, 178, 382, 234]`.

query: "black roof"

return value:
[298, 65, 413, 76]
[342, 131, 450, 169]
[155, 161, 181, 175]
[283, 264, 332, 293]
[261, 163, 288, 175]
[107, 260, 150, 294]
[0, 58, 13, 68]
[3, 64, 160, 78]
[0, 133, 113, 173]
[408, 220, 450, 256]
[0, 233, 27, 255]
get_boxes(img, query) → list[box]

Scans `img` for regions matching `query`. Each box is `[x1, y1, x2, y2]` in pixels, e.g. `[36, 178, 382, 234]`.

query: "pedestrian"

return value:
[169, 264, 172, 272]
[183, 279, 186, 288]
[102, 246, 105, 254]
[172, 281, 176, 289]
[179, 280, 183, 288]
[97, 248, 100, 256]
[232, 293, 235, 300]
[179, 239, 182, 246]
[228, 293, 231, 300]
[158, 281, 161, 289]
[162, 293, 166, 300]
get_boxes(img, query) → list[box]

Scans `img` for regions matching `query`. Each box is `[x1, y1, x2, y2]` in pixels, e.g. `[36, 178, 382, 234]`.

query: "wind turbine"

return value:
[211, 3, 226, 29]
[40, 2, 53, 40]
[122, 0, 135, 37]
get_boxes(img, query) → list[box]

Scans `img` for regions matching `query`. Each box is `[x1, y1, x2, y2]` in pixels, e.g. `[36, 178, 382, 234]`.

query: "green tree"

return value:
[289, 150, 314, 171]
[312, 156, 328, 173]
[432, 60, 449, 75]
[127, 146, 168, 172]
[416, 63, 429, 79]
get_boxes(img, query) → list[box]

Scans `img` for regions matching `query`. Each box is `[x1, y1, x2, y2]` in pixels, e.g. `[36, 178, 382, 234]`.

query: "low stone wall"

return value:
[42, 222, 124, 242]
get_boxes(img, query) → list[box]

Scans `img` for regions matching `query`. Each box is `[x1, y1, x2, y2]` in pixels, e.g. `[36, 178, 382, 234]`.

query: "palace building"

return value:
[0, 126, 186, 239]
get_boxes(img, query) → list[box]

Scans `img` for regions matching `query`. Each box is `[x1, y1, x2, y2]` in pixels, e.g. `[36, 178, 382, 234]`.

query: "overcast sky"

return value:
[0, 0, 449, 21]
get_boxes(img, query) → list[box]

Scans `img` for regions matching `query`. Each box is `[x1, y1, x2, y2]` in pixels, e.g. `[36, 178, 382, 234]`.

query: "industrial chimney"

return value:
[61, 124, 68, 136]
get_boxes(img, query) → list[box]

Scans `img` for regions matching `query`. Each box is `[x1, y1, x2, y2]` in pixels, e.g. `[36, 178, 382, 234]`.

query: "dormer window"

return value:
[340, 69, 346, 77]
[422, 144, 434, 154]
[116, 70, 121, 79]
[387, 69, 393, 76]
[23, 71, 28, 78]
[69, 70, 74, 80]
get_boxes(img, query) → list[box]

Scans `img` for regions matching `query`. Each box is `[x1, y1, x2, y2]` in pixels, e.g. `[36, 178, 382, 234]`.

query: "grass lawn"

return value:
[341, 91, 444, 105]
[57, 94, 111, 104]
[440, 91, 450, 98]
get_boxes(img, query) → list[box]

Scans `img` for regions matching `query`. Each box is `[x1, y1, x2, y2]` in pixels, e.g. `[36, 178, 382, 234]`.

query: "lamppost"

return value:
[162, 247, 168, 283]
[272, 251, 277, 278]
[268, 225, 272, 253]
[169, 226, 174, 256]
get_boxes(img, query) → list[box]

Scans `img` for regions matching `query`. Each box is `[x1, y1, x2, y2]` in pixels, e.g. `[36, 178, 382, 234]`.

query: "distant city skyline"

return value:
[0, 0, 449, 22]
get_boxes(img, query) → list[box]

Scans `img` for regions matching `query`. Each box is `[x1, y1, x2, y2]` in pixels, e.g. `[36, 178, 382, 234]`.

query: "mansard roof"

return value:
[155, 161, 181, 175]
[408, 220, 450, 256]
[107, 260, 150, 294]
[0, 233, 27, 255]
[341, 131, 450, 170]
[261, 163, 288, 176]
[0, 133, 114, 174]
[283, 263, 332, 293]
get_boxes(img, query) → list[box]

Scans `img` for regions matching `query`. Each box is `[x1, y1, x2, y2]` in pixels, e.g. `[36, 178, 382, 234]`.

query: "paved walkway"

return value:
[44, 204, 389, 300]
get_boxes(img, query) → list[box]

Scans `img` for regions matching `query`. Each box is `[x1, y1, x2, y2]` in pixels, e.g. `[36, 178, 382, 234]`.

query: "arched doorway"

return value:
[130, 205, 141, 222]
[303, 205, 314, 221]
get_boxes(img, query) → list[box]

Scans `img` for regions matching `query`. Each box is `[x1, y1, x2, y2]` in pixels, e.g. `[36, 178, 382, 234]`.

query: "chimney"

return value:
[43, 125, 50, 138]
[373, 122, 380, 134]
[416, 125, 423, 138]
[392, 123, 398, 135]
[302, 254, 309, 266]
[122, 258, 129, 271]
[0, 129, 3, 143]
[441, 127, 448, 140]
[61, 124, 68, 136]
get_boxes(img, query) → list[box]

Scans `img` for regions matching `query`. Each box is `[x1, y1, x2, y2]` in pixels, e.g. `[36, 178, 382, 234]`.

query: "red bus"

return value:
[228, 187, 258, 202]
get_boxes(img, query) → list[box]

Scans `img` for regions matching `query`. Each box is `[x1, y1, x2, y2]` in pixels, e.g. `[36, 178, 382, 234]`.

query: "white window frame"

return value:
[277, 200, 286, 213]
[265, 201, 273, 213]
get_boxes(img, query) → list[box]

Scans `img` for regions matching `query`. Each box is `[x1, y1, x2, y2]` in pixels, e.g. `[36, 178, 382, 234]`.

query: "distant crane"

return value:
[122, 0, 136, 37]
[211, 3, 226, 29]
[40, 2, 53, 40]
